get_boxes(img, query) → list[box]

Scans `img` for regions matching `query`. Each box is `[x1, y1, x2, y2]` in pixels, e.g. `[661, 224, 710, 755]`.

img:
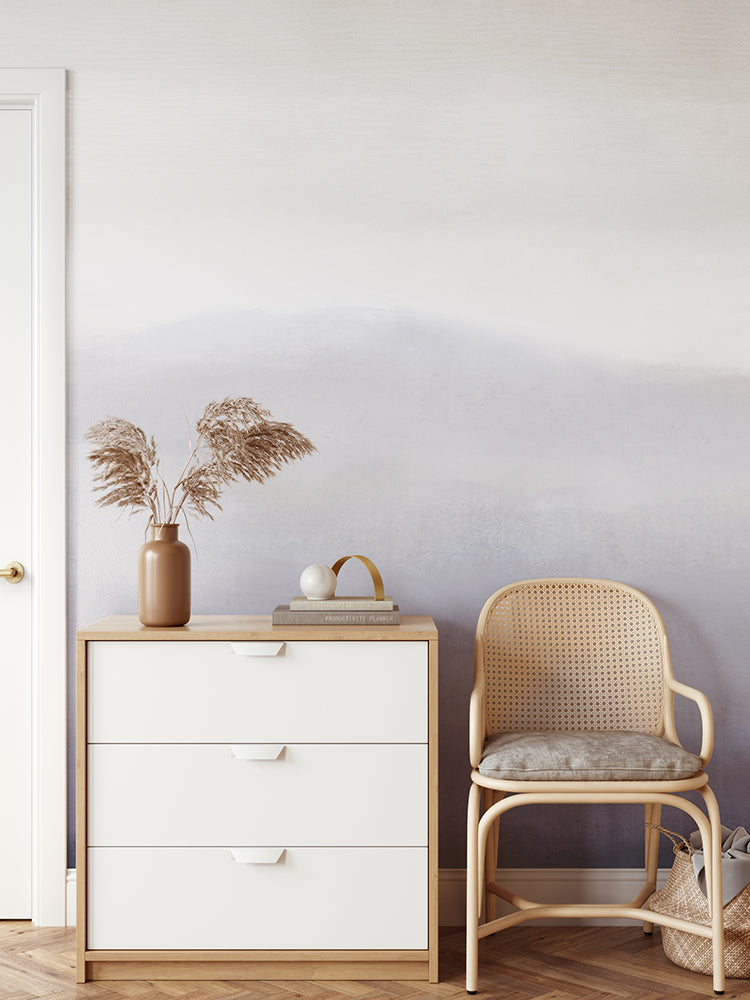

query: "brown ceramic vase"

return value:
[138, 523, 191, 626]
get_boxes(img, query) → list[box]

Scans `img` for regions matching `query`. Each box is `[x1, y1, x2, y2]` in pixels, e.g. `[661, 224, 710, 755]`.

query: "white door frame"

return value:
[0, 68, 67, 926]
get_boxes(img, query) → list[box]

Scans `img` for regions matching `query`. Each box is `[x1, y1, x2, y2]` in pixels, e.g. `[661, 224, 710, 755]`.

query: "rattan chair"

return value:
[466, 578, 725, 994]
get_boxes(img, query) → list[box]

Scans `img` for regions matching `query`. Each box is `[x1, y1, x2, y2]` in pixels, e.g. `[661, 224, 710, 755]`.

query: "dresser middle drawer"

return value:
[88, 742, 428, 846]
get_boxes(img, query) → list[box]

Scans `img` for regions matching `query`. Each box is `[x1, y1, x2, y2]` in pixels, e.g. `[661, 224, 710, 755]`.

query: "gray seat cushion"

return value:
[478, 731, 702, 781]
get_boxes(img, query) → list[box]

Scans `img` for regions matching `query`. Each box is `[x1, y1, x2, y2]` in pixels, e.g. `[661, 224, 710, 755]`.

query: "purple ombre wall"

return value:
[2, 0, 748, 871]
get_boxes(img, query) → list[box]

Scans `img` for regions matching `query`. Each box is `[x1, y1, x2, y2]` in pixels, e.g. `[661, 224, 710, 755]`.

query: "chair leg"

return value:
[466, 781, 482, 994]
[643, 802, 661, 933]
[483, 789, 500, 923]
[699, 786, 725, 995]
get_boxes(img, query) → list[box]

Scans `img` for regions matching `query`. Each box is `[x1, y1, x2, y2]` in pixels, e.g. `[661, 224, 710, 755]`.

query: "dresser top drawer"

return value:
[87, 640, 428, 743]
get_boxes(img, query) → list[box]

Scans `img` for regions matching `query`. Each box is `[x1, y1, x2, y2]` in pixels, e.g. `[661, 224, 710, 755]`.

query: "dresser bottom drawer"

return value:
[88, 847, 428, 950]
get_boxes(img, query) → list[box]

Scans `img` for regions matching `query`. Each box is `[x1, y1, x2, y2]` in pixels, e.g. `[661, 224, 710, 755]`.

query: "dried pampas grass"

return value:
[86, 396, 316, 527]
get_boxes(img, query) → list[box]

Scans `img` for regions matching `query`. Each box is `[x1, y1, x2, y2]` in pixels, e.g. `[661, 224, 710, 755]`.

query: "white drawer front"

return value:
[87, 847, 428, 950]
[88, 640, 427, 743]
[88, 743, 428, 846]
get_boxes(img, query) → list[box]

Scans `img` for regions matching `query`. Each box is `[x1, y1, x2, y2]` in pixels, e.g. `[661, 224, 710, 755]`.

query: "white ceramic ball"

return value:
[299, 563, 337, 600]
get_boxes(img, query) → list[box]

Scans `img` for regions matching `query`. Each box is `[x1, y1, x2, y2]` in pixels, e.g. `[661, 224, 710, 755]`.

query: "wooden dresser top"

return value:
[77, 614, 438, 642]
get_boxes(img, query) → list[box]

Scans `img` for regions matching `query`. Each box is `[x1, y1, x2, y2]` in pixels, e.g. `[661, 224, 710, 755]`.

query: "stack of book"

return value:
[272, 594, 400, 626]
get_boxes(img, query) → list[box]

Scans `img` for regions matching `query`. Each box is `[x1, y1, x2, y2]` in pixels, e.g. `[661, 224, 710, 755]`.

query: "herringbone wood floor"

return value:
[2, 923, 750, 1000]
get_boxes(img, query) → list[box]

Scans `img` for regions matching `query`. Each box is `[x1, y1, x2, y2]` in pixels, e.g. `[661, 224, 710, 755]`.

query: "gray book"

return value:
[289, 595, 395, 611]
[272, 604, 400, 626]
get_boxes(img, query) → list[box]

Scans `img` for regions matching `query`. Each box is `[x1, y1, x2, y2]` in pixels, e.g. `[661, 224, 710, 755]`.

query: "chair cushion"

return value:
[478, 731, 703, 781]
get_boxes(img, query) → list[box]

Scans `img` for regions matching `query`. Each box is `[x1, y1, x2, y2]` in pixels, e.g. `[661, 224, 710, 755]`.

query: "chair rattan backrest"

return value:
[480, 579, 666, 735]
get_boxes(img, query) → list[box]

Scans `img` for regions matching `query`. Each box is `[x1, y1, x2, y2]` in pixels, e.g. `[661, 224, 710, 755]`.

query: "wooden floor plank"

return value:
[2, 923, 750, 999]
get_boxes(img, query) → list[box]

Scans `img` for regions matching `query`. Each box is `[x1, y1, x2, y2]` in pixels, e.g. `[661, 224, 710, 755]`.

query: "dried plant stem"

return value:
[86, 396, 316, 527]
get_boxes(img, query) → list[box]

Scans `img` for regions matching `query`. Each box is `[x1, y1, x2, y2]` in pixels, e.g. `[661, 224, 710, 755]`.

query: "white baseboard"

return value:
[65, 867, 668, 930]
[66, 869, 76, 927]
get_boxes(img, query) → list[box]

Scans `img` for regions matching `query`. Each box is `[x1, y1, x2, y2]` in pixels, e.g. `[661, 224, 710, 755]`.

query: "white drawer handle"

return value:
[230, 642, 286, 657]
[230, 744, 285, 760]
[230, 848, 285, 865]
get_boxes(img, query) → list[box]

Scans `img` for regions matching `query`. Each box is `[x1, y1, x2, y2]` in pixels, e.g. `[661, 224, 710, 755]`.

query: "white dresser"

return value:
[76, 615, 438, 983]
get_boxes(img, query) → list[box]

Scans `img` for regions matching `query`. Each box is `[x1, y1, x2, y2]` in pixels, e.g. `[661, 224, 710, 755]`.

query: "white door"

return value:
[0, 105, 33, 918]
[0, 69, 66, 926]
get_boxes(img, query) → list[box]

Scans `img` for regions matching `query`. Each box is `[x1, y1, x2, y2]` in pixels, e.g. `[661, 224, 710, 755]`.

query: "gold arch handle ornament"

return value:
[331, 555, 385, 601]
[1, 561, 24, 584]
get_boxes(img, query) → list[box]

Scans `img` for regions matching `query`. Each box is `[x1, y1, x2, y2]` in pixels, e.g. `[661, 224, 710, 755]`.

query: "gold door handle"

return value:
[1, 562, 24, 584]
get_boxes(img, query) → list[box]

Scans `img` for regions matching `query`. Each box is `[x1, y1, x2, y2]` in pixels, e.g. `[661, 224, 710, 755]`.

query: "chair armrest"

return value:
[469, 681, 485, 769]
[665, 676, 714, 766]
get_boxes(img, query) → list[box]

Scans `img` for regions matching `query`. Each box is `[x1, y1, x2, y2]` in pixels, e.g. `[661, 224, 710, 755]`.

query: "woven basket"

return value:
[644, 844, 750, 978]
